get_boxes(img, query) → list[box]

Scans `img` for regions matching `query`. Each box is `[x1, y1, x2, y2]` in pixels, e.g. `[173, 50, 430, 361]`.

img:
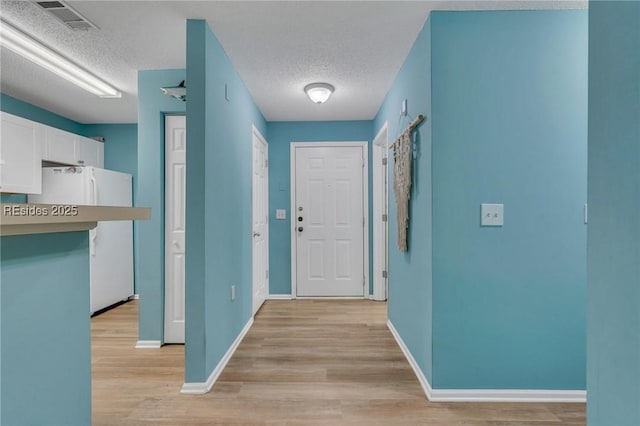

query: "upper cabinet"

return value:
[43, 126, 75, 164]
[75, 136, 104, 168]
[0, 112, 43, 194]
[43, 127, 104, 168]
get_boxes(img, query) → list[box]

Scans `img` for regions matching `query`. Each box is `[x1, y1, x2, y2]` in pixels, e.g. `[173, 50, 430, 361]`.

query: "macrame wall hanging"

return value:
[391, 114, 424, 252]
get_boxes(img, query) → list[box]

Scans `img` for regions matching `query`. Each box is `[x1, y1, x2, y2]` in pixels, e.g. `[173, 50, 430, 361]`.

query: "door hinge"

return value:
[265, 159, 268, 168]
[362, 276, 365, 287]
[266, 270, 269, 279]
[382, 270, 388, 279]
[382, 214, 388, 222]
[382, 157, 388, 166]
[363, 217, 365, 226]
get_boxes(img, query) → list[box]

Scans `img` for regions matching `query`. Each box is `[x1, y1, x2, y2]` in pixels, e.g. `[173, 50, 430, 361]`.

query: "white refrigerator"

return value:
[29, 166, 134, 314]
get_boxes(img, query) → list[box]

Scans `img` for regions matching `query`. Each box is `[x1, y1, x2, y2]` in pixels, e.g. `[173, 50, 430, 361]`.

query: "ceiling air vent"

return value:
[34, 1, 98, 31]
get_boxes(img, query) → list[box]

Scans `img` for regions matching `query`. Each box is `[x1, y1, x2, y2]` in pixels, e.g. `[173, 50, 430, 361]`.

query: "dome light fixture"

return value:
[304, 82, 334, 104]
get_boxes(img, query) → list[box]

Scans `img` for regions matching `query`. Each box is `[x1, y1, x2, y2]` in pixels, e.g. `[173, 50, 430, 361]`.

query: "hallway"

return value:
[92, 300, 585, 425]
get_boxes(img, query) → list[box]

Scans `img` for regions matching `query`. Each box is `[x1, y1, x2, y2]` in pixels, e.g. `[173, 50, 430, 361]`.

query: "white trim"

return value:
[372, 122, 389, 301]
[135, 340, 161, 349]
[387, 319, 586, 403]
[251, 125, 269, 316]
[387, 319, 433, 400]
[290, 141, 369, 299]
[295, 296, 368, 300]
[268, 294, 293, 300]
[181, 317, 254, 394]
[429, 389, 586, 403]
[129, 294, 140, 300]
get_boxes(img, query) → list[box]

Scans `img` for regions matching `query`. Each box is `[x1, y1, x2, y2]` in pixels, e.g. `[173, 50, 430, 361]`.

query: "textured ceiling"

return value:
[0, 1, 586, 124]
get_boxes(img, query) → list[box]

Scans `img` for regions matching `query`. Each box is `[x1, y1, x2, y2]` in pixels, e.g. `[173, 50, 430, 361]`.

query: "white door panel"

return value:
[164, 115, 186, 344]
[294, 146, 365, 297]
[252, 128, 269, 315]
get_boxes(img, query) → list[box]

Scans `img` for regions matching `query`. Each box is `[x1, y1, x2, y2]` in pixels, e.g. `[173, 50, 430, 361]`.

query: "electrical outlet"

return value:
[231, 284, 236, 301]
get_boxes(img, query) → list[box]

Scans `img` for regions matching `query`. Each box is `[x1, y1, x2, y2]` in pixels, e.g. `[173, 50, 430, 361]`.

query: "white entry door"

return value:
[293, 144, 366, 297]
[252, 127, 269, 315]
[164, 115, 186, 344]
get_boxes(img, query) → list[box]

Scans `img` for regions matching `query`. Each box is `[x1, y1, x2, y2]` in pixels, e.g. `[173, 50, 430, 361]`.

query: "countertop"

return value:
[0, 203, 151, 236]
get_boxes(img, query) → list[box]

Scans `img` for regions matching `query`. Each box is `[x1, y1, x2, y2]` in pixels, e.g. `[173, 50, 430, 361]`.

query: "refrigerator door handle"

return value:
[90, 228, 97, 256]
[90, 169, 98, 256]
[90, 172, 98, 205]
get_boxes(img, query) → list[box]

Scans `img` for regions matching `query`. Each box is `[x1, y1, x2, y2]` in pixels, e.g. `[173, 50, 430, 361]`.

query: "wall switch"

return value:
[401, 99, 408, 116]
[481, 203, 504, 226]
[275, 209, 286, 220]
[231, 284, 236, 301]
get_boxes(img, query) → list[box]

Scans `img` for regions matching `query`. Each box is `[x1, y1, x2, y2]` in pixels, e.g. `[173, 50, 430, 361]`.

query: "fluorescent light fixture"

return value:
[0, 18, 121, 98]
[304, 82, 334, 104]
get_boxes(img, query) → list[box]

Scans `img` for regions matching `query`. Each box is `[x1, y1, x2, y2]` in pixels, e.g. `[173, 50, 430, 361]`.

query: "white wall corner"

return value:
[135, 340, 161, 349]
[268, 294, 293, 300]
[181, 317, 254, 395]
[387, 319, 433, 400]
[387, 320, 586, 403]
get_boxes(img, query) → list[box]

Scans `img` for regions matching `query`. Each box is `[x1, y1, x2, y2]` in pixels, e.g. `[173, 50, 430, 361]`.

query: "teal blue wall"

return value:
[374, 10, 587, 390]
[374, 17, 433, 382]
[1, 93, 87, 135]
[136, 69, 186, 342]
[185, 20, 267, 382]
[1, 232, 91, 426]
[587, 2, 640, 424]
[431, 10, 587, 390]
[266, 121, 373, 296]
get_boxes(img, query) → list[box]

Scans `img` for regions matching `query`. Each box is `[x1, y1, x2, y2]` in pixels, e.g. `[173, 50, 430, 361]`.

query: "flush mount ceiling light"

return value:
[0, 18, 121, 98]
[304, 82, 334, 104]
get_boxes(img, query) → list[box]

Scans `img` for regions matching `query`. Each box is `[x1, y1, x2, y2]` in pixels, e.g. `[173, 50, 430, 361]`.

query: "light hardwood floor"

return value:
[92, 300, 585, 425]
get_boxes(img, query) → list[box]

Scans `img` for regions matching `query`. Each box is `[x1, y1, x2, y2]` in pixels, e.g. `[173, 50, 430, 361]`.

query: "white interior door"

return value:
[252, 127, 269, 315]
[164, 115, 186, 344]
[293, 145, 365, 297]
[372, 124, 389, 301]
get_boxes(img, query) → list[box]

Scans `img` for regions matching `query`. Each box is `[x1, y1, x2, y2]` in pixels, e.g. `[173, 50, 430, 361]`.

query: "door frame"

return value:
[372, 122, 389, 301]
[289, 141, 369, 299]
[163, 113, 186, 344]
[252, 125, 269, 315]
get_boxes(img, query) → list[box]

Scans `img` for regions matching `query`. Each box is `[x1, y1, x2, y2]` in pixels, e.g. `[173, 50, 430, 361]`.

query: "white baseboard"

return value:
[387, 319, 433, 400]
[386, 319, 585, 403]
[268, 294, 293, 300]
[129, 294, 140, 300]
[429, 389, 586, 403]
[135, 340, 161, 349]
[181, 317, 254, 395]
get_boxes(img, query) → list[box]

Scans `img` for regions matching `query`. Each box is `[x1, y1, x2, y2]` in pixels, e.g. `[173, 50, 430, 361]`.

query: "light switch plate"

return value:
[481, 203, 504, 226]
[275, 209, 286, 220]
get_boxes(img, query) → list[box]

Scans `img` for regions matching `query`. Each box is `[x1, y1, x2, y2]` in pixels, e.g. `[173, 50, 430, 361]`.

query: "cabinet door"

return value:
[75, 136, 102, 167]
[0, 112, 43, 194]
[44, 126, 76, 164]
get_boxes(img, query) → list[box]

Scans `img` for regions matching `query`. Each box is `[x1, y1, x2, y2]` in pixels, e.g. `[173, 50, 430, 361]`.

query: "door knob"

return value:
[253, 231, 261, 237]
[298, 227, 303, 232]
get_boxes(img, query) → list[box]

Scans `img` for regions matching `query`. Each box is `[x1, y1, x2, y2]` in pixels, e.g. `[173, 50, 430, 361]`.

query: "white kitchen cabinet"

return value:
[43, 126, 75, 164]
[75, 136, 104, 168]
[43, 127, 104, 168]
[0, 112, 43, 194]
